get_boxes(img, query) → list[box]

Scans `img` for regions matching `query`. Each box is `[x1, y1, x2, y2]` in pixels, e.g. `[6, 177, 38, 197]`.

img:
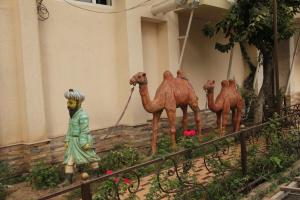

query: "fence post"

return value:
[81, 182, 92, 200]
[240, 131, 247, 175]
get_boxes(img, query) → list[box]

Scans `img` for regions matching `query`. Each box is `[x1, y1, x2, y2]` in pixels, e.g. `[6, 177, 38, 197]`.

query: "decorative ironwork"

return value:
[156, 157, 211, 199]
[38, 104, 300, 200]
[37, 0, 49, 21]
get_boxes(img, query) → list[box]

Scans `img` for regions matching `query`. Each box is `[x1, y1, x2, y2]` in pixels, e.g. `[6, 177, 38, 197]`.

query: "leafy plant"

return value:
[0, 183, 6, 200]
[99, 145, 140, 173]
[93, 174, 138, 200]
[27, 161, 62, 189]
[202, 0, 300, 122]
[0, 161, 10, 180]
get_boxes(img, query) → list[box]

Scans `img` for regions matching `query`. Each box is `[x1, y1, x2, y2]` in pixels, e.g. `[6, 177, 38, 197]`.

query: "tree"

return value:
[202, 0, 300, 122]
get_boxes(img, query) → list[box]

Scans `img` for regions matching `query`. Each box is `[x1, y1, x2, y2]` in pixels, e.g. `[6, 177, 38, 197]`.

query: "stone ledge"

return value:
[0, 110, 217, 175]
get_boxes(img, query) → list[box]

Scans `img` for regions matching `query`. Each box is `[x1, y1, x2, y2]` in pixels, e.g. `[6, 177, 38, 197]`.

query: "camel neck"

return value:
[139, 84, 148, 96]
[207, 88, 220, 112]
[138, 84, 155, 113]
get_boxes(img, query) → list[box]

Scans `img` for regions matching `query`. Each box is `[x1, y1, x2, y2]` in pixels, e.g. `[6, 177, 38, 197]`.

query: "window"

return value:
[75, 0, 112, 6]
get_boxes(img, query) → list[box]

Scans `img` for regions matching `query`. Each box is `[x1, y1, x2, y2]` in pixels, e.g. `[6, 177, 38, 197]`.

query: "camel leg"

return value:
[181, 105, 188, 131]
[235, 106, 242, 132]
[151, 110, 162, 155]
[231, 109, 236, 132]
[221, 102, 230, 137]
[217, 111, 222, 131]
[166, 109, 177, 150]
[190, 104, 202, 141]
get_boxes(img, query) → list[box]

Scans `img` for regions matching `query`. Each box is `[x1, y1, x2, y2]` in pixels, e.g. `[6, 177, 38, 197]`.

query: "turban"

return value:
[64, 89, 85, 102]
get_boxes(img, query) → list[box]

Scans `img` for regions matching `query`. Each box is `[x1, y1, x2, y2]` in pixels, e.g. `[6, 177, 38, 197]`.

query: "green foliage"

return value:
[202, 0, 300, 101]
[153, 135, 173, 157]
[93, 177, 139, 200]
[0, 161, 10, 180]
[0, 183, 6, 200]
[27, 161, 62, 189]
[247, 114, 297, 179]
[239, 87, 258, 121]
[203, 0, 300, 54]
[99, 145, 140, 173]
[145, 175, 181, 200]
[143, 114, 300, 199]
[66, 189, 81, 200]
[0, 161, 27, 185]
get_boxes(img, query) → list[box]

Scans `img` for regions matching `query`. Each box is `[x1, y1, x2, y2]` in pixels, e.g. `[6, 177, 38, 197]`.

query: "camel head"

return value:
[203, 80, 215, 93]
[129, 72, 147, 86]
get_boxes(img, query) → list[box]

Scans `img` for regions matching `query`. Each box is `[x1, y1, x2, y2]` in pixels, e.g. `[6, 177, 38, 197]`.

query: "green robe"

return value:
[63, 108, 99, 165]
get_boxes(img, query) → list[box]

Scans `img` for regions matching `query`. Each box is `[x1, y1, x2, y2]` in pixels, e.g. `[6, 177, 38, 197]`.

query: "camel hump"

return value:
[176, 70, 188, 80]
[228, 79, 238, 90]
[229, 79, 236, 86]
[163, 70, 174, 80]
[221, 80, 229, 87]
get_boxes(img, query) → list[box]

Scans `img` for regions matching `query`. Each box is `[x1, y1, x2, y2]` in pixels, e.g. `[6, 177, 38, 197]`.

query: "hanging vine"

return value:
[36, 0, 49, 21]
[239, 42, 257, 90]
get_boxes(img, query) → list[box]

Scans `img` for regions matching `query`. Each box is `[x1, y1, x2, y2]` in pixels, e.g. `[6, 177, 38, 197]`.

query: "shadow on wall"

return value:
[292, 92, 300, 105]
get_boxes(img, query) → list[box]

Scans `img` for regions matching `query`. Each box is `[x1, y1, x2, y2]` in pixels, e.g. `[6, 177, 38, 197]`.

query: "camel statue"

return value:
[203, 79, 243, 137]
[129, 70, 202, 154]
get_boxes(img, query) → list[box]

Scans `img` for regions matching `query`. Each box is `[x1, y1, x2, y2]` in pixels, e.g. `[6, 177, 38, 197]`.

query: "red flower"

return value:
[124, 178, 132, 185]
[106, 170, 113, 175]
[114, 177, 120, 183]
[183, 129, 196, 137]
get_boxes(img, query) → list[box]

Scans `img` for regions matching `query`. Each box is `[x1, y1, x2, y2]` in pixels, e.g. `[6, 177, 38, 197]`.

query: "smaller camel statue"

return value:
[129, 70, 202, 154]
[203, 80, 243, 137]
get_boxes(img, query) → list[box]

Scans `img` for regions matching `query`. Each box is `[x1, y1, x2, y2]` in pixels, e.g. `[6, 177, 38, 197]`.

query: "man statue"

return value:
[63, 89, 99, 185]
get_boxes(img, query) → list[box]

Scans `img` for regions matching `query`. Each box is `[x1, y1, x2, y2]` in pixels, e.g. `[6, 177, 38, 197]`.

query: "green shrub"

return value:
[0, 161, 10, 180]
[93, 177, 138, 200]
[27, 161, 62, 189]
[0, 183, 6, 200]
[99, 145, 140, 174]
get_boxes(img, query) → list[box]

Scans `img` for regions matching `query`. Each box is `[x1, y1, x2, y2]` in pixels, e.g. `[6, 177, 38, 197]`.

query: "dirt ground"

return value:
[6, 182, 68, 200]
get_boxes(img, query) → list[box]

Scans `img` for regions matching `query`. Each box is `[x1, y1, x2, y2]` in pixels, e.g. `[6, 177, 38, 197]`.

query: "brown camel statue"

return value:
[203, 79, 243, 137]
[129, 70, 202, 154]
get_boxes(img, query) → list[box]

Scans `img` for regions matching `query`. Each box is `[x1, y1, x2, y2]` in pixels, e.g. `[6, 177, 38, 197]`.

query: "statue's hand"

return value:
[83, 144, 91, 150]
[64, 142, 68, 149]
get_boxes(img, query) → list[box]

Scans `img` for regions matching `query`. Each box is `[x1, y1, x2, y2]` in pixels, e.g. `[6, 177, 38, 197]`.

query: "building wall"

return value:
[291, 29, 300, 104]
[179, 16, 247, 109]
[0, 0, 180, 146]
[0, 0, 23, 145]
[39, 0, 122, 138]
[1, 0, 299, 147]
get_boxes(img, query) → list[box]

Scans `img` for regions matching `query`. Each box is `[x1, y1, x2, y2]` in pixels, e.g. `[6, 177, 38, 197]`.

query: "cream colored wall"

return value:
[39, 0, 123, 138]
[141, 20, 169, 119]
[39, 0, 180, 138]
[0, 0, 23, 145]
[0, 0, 262, 146]
[124, 0, 180, 123]
[179, 17, 247, 109]
[291, 30, 300, 94]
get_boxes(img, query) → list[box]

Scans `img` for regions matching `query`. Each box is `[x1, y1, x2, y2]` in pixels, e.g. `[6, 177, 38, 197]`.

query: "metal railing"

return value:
[38, 104, 300, 200]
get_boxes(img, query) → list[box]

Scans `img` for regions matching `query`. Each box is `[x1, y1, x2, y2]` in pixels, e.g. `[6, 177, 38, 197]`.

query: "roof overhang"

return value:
[151, 0, 233, 16]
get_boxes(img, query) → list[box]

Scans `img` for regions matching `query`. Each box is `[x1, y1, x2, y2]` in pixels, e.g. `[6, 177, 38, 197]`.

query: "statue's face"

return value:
[67, 99, 77, 109]
[67, 99, 79, 118]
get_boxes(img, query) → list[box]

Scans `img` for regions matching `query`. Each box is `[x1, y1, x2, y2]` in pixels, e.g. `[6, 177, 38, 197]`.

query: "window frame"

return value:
[70, 0, 113, 8]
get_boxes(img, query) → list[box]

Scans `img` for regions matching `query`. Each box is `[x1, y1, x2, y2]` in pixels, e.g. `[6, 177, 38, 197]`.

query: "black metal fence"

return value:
[38, 104, 300, 200]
